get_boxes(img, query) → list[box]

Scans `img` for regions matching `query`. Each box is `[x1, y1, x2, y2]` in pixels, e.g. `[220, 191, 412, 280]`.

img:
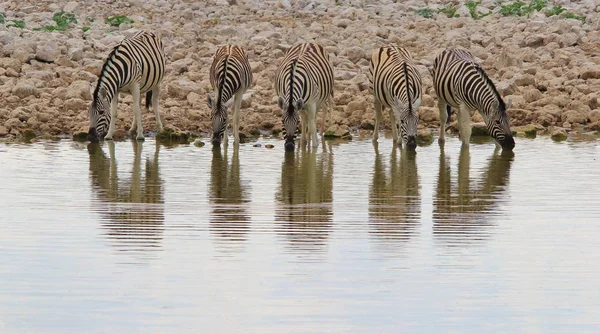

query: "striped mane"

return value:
[473, 64, 505, 110]
[93, 46, 120, 105]
[216, 55, 229, 111]
[287, 59, 298, 113]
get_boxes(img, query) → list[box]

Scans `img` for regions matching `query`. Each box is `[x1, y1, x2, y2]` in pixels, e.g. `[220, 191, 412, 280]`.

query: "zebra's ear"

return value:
[224, 97, 234, 108]
[277, 96, 285, 110]
[295, 98, 304, 110]
[207, 94, 214, 109]
[505, 98, 513, 110]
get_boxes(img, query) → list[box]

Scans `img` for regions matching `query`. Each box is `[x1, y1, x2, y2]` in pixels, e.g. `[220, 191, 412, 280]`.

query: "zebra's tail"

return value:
[146, 91, 153, 110]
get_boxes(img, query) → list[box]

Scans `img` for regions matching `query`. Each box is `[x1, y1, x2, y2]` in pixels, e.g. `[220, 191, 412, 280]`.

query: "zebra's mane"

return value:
[93, 46, 120, 105]
[473, 63, 505, 110]
[403, 61, 413, 114]
[216, 55, 229, 110]
[287, 59, 298, 113]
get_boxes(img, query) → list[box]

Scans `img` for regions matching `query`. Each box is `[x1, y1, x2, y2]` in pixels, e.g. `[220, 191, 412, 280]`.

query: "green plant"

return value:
[465, 1, 492, 19]
[438, 5, 459, 18]
[416, 8, 434, 18]
[0, 13, 5, 24]
[104, 15, 134, 27]
[564, 12, 586, 22]
[545, 5, 566, 16]
[335, 0, 342, 5]
[82, 25, 90, 32]
[7, 20, 25, 29]
[36, 11, 77, 32]
[499, 1, 533, 16]
[528, 0, 547, 11]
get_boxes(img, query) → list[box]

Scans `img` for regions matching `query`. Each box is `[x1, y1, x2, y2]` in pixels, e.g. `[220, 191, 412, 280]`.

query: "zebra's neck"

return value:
[216, 56, 230, 111]
[286, 59, 299, 111]
[93, 79, 118, 106]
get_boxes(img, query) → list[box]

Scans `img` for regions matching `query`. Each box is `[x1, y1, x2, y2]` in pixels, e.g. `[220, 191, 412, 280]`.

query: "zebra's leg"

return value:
[105, 95, 119, 140]
[438, 100, 449, 144]
[152, 85, 163, 132]
[320, 99, 329, 137]
[308, 103, 318, 148]
[458, 104, 472, 146]
[390, 110, 399, 145]
[300, 110, 308, 146]
[373, 99, 382, 142]
[232, 91, 243, 144]
[131, 82, 144, 141]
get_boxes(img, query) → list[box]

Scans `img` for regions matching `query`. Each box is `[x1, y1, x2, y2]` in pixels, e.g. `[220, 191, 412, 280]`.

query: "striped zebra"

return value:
[87, 30, 166, 143]
[207, 45, 253, 146]
[275, 42, 334, 151]
[432, 48, 515, 150]
[369, 45, 422, 150]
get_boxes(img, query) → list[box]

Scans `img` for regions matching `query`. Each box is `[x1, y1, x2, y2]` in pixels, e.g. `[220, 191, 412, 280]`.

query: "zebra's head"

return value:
[88, 87, 110, 143]
[392, 97, 418, 150]
[278, 96, 303, 151]
[207, 93, 233, 146]
[487, 99, 515, 150]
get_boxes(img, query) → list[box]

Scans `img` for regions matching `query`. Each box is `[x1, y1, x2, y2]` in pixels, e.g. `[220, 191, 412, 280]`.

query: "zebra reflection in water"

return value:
[87, 140, 163, 256]
[369, 142, 421, 248]
[275, 142, 334, 253]
[208, 145, 250, 254]
[433, 145, 514, 246]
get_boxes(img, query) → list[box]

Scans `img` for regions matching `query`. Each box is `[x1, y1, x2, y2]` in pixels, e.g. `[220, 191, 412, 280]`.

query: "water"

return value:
[1, 136, 599, 333]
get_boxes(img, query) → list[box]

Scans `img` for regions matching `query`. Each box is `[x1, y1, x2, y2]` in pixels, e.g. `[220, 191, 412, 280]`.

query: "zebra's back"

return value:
[98, 30, 166, 97]
[275, 43, 334, 107]
[369, 45, 422, 109]
[209, 45, 253, 104]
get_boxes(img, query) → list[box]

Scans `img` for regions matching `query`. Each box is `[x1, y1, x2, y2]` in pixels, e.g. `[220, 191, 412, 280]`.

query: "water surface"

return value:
[1, 136, 599, 333]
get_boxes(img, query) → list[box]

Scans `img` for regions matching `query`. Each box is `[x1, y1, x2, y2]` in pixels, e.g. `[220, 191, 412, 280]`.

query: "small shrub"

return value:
[0, 13, 4, 24]
[528, 0, 547, 11]
[82, 26, 90, 32]
[7, 20, 26, 29]
[500, 1, 533, 16]
[438, 5, 459, 18]
[465, 1, 492, 19]
[545, 5, 566, 16]
[104, 15, 134, 27]
[416, 8, 434, 18]
[564, 12, 586, 22]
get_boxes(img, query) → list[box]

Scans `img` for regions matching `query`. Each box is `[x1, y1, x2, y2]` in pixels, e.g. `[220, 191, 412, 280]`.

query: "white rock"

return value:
[66, 80, 92, 100]
[36, 41, 61, 63]
[63, 1, 79, 12]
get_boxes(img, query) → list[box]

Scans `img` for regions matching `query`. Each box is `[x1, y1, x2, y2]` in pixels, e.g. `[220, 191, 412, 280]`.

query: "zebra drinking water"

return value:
[369, 45, 422, 150]
[431, 48, 515, 150]
[87, 30, 166, 143]
[275, 43, 334, 151]
[207, 45, 253, 146]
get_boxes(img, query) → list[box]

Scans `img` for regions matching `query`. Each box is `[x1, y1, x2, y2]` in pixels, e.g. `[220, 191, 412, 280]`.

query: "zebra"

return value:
[275, 42, 334, 151]
[369, 45, 422, 150]
[87, 30, 166, 143]
[207, 45, 253, 146]
[431, 48, 515, 150]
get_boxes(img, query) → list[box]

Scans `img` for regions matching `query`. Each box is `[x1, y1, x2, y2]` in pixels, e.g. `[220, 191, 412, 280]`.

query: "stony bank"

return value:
[1, 0, 600, 142]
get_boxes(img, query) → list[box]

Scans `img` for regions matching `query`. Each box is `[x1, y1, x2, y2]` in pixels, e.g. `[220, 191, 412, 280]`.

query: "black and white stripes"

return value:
[207, 45, 253, 146]
[88, 30, 166, 143]
[275, 43, 334, 151]
[432, 48, 515, 150]
[369, 45, 422, 150]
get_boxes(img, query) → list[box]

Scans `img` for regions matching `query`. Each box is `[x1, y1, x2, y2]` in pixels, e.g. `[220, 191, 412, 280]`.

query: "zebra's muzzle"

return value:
[406, 136, 417, 150]
[284, 138, 295, 151]
[501, 135, 515, 150]
[88, 127, 99, 143]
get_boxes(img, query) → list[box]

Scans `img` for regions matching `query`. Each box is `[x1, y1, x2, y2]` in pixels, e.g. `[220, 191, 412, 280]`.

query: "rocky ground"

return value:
[1, 0, 599, 142]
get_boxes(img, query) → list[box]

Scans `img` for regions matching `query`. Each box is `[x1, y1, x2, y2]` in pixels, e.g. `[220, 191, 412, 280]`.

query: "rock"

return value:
[253, 143, 262, 147]
[551, 128, 568, 142]
[416, 128, 433, 146]
[514, 124, 538, 138]
[35, 41, 61, 63]
[343, 46, 365, 63]
[64, 98, 87, 112]
[589, 110, 600, 123]
[524, 34, 545, 47]
[265, 144, 274, 149]
[346, 98, 367, 112]
[66, 80, 92, 100]
[0, 126, 8, 136]
[63, 1, 79, 12]
[515, 74, 536, 87]
[581, 64, 600, 80]
[193, 139, 205, 147]
[324, 124, 351, 139]
[471, 122, 488, 137]
[12, 83, 38, 98]
[167, 79, 203, 99]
